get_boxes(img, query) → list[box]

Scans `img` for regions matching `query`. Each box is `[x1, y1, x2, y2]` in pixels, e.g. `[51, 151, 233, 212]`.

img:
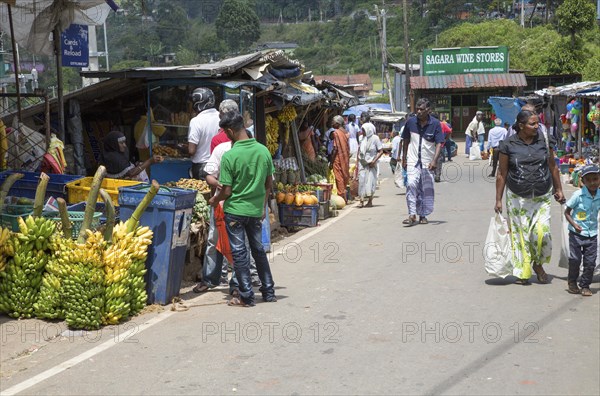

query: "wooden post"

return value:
[54, 28, 66, 142]
[7, 4, 22, 121]
[291, 122, 306, 183]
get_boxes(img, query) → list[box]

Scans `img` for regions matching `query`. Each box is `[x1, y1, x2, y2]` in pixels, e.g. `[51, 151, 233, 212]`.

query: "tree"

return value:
[215, 0, 261, 52]
[555, 0, 596, 48]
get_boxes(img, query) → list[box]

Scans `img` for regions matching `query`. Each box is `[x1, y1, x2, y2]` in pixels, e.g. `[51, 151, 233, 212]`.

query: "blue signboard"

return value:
[61, 24, 89, 68]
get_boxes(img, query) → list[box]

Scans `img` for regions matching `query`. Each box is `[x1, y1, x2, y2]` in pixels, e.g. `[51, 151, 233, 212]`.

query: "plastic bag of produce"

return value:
[469, 143, 481, 161]
[559, 206, 570, 269]
[215, 203, 233, 263]
[394, 162, 406, 189]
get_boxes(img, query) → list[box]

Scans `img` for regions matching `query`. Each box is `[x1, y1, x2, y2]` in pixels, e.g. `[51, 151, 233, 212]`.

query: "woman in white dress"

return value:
[357, 122, 383, 207]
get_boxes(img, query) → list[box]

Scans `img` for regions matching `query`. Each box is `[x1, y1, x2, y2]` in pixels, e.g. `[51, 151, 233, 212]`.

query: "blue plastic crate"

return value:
[0, 171, 84, 200]
[278, 204, 319, 228]
[118, 184, 196, 305]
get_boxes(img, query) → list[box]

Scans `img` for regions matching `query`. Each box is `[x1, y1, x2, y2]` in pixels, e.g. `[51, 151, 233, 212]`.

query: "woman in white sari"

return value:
[357, 123, 383, 207]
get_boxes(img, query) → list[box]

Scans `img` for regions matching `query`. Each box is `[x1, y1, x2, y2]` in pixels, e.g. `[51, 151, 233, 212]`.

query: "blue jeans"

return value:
[225, 213, 275, 304]
[202, 206, 225, 288]
[478, 134, 485, 153]
[465, 135, 471, 155]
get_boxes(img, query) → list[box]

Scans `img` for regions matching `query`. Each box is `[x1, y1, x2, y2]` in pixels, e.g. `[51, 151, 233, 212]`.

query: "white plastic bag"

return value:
[394, 162, 405, 188]
[484, 214, 513, 278]
[469, 142, 482, 161]
[596, 212, 600, 275]
[559, 205, 570, 269]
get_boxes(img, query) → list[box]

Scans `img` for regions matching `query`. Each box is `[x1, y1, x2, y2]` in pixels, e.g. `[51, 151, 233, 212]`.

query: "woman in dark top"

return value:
[495, 110, 565, 285]
[101, 131, 162, 182]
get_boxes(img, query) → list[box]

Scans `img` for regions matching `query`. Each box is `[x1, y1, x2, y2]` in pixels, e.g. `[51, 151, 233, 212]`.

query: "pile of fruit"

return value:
[169, 178, 211, 193]
[193, 193, 210, 223]
[153, 145, 181, 157]
[265, 115, 280, 155]
[275, 183, 319, 206]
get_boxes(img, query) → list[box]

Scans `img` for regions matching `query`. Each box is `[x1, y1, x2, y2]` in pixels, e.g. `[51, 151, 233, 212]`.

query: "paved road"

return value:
[1, 155, 599, 395]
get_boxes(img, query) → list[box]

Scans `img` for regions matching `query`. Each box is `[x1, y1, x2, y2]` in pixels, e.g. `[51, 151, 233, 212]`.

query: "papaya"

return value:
[303, 194, 313, 206]
[294, 192, 304, 206]
[330, 195, 346, 209]
[276, 191, 286, 204]
[285, 193, 295, 205]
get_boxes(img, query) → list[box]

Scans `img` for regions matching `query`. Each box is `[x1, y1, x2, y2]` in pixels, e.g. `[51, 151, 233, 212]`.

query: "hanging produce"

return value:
[278, 105, 297, 145]
[265, 115, 280, 155]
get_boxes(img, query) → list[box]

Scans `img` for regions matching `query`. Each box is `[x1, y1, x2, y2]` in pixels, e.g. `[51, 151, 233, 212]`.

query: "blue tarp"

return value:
[343, 104, 392, 117]
[487, 97, 525, 126]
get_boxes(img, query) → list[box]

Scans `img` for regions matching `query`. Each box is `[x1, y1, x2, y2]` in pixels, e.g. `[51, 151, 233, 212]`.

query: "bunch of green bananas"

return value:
[61, 231, 106, 330]
[33, 236, 71, 320]
[0, 216, 54, 318]
[0, 226, 14, 273]
[266, 115, 280, 155]
[102, 222, 151, 324]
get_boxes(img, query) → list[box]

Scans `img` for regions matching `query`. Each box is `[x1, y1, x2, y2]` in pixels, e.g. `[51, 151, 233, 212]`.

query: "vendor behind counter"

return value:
[101, 131, 163, 182]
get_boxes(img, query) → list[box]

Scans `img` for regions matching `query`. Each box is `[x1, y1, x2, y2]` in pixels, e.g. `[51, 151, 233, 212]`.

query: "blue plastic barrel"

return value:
[118, 184, 196, 305]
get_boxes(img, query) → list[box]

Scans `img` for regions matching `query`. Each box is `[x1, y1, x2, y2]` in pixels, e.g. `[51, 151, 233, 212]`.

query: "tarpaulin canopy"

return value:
[0, 0, 117, 56]
[487, 97, 525, 126]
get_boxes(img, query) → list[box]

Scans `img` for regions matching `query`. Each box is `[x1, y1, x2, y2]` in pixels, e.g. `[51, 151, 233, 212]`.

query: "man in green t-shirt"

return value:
[210, 111, 276, 307]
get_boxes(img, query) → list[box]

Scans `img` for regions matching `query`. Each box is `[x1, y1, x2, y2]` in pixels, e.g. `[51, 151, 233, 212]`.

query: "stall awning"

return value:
[410, 73, 526, 90]
[535, 81, 600, 97]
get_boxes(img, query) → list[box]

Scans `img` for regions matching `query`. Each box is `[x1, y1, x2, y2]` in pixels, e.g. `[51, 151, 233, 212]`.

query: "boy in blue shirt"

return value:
[564, 165, 600, 296]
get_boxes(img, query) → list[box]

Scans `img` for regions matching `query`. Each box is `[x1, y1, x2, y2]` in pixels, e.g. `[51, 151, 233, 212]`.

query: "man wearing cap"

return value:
[487, 118, 508, 177]
[188, 88, 220, 180]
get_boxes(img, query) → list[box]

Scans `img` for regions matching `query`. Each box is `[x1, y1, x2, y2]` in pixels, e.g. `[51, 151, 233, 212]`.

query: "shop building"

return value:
[410, 46, 526, 136]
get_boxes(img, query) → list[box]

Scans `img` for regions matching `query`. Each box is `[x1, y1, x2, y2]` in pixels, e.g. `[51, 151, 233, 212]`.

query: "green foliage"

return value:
[545, 37, 585, 74]
[111, 60, 151, 71]
[215, 0, 261, 52]
[556, 0, 596, 37]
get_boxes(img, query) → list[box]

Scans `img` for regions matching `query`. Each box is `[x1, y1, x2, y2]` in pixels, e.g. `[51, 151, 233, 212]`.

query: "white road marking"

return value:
[1, 312, 176, 396]
[1, 188, 370, 395]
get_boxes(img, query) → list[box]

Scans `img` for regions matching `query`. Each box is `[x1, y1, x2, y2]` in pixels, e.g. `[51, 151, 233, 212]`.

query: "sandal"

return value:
[403, 217, 418, 226]
[515, 278, 531, 285]
[532, 264, 548, 284]
[193, 283, 210, 293]
[419, 217, 429, 224]
[567, 281, 580, 294]
[581, 287, 593, 297]
[227, 297, 255, 307]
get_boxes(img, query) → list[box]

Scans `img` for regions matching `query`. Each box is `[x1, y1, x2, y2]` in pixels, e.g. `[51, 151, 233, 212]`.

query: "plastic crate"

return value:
[41, 211, 102, 239]
[66, 177, 142, 206]
[559, 163, 571, 174]
[318, 201, 330, 221]
[0, 171, 84, 200]
[67, 201, 120, 224]
[0, 212, 31, 232]
[307, 183, 332, 203]
[278, 204, 319, 228]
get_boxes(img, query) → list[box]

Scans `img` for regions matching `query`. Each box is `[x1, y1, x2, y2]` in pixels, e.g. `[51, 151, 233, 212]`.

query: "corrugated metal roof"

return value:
[80, 52, 265, 79]
[535, 81, 600, 97]
[410, 73, 526, 90]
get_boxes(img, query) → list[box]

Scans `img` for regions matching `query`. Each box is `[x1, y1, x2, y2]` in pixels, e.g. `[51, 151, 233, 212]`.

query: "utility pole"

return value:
[375, 5, 395, 112]
[520, 0, 525, 27]
[403, 0, 410, 112]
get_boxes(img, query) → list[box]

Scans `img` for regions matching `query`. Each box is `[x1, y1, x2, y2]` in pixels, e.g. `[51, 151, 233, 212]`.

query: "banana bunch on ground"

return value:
[0, 226, 14, 273]
[59, 230, 106, 329]
[265, 115, 280, 155]
[102, 222, 152, 324]
[34, 235, 71, 320]
[0, 216, 54, 318]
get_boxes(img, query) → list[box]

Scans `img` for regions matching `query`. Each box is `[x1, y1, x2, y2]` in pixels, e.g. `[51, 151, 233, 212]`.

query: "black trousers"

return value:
[568, 231, 597, 288]
[490, 148, 500, 176]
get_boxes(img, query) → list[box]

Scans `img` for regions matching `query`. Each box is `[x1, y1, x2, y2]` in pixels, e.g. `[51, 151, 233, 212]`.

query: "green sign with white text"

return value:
[422, 47, 509, 75]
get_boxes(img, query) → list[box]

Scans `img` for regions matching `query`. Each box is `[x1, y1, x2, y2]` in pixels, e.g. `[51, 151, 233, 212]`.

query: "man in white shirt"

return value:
[487, 118, 508, 177]
[188, 88, 220, 180]
[466, 111, 484, 156]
